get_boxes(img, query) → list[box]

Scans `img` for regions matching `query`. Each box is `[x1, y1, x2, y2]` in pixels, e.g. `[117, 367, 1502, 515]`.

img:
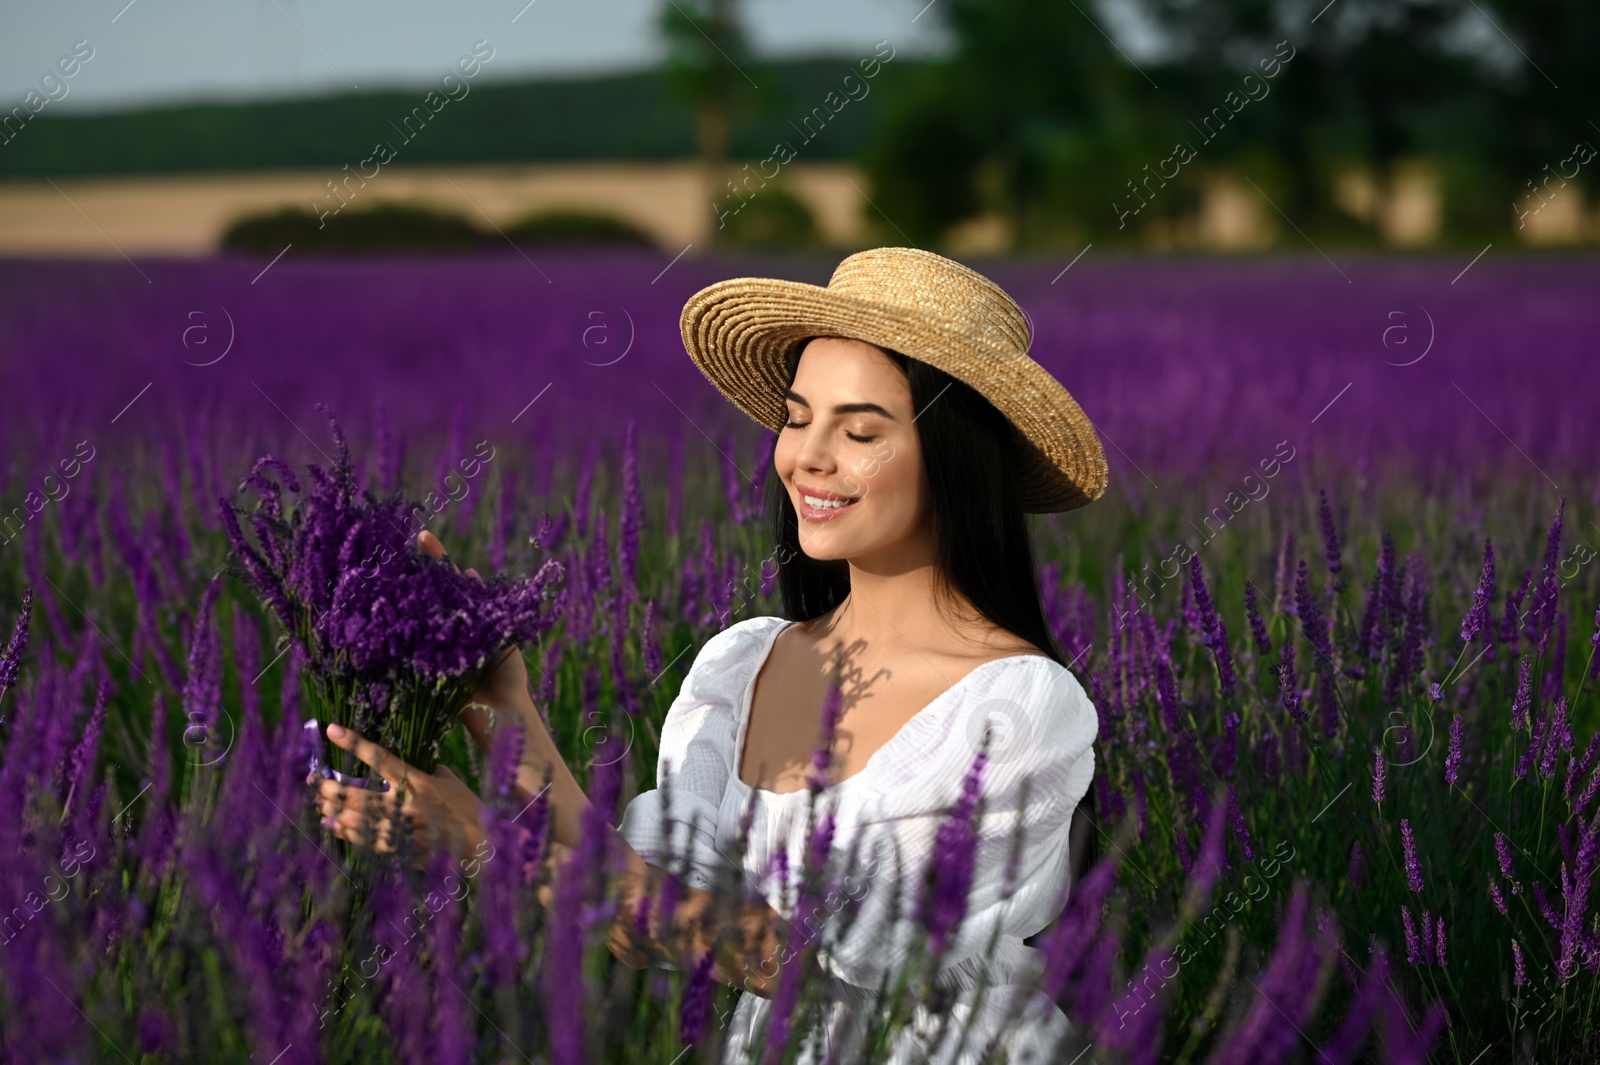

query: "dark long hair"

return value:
[765, 339, 1101, 893]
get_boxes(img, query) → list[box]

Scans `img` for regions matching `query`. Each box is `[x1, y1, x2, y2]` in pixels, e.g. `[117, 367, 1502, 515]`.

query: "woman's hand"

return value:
[310, 722, 485, 864]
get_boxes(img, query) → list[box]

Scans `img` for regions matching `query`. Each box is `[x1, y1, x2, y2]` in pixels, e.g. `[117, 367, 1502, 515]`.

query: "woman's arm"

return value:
[424, 532, 794, 997]
[459, 662, 799, 994]
[459, 678, 596, 857]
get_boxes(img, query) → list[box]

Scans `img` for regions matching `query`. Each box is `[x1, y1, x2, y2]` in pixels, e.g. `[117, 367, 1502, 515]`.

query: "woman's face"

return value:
[773, 337, 933, 565]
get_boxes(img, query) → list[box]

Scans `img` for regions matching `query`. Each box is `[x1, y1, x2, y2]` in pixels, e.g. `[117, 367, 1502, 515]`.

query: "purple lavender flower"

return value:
[1189, 557, 1236, 699]
[1226, 784, 1254, 861]
[1244, 579, 1272, 657]
[1401, 905, 1420, 965]
[1349, 840, 1365, 889]
[1490, 878, 1508, 914]
[1155, 653, 1182, 734]
[182, 578, 224, 749]
[223, 409, 567, 775]
[806, 680, 845, 791]
[1511, 656, 1532, 731]
[1435, 915, 1448, 967]
[1174, 822, 1194, 876]
[679, 949, 716, 1045]
[1590, 598, 1600, 679]
[63, 678, 111, 817]
[0, 588, 32, 699]
[918, 749, 987, 954]
[641, 599, 664, 679]
[1518, 706, 1550, 780]
[1512, 940, 1527, 986]
[1461, 539, 1495, 644]
[1540, 696, 1571, 780]
[1318, 488, 1343, 579]
[748, 431, 776, 519]
[1567, 733, 1600, 802]
[1557, 824, 1598, 980]
[1533, 496, 1566, 642]
[1277, 636, 1305, 723]
[1357, 533, 1397, 659]
[1495, 832, 1517, 880]
[1444, 714, 1463, 786]
[1272, 526, 1295, 614]
[1294, 559, 1334, 666]
[1400, 818, 1424, 892]
[620, 420, 643, 591]
[1318, 948, 1389, 1065]
[1501, 569, 1532, 648]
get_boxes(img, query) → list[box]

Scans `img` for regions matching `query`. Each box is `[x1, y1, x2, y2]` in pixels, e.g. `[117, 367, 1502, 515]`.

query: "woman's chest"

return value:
[738, 649, 959, 794]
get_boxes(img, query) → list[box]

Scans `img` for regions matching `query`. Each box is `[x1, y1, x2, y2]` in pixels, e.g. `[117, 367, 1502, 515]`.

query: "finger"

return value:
[465, 566, 482, 582]
[326, 724, 415, 787]
[418, 530, 448, 561]
[418, 530, 467, 575]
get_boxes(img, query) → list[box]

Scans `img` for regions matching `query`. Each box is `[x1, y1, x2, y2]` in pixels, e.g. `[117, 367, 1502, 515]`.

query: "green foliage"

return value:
[219, 203, 662, 255]
[716, 185, 822, 250]
[502, 209, 659, 249]
[865, 0, 1600, 250]
[0, 59, 885, 180]
[219, 203, 486, 255]
[857, 64, 985, 247]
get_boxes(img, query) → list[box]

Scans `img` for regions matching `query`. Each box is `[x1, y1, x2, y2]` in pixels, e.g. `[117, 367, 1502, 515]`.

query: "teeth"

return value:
[803, 494, 854, 510]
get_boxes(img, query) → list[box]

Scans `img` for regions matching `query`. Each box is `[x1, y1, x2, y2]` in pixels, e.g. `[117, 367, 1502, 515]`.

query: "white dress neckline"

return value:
[729, 616, 1055, 798]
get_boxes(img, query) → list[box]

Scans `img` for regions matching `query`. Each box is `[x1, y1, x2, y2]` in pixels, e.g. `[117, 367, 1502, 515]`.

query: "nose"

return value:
[791, 423, 839, 476]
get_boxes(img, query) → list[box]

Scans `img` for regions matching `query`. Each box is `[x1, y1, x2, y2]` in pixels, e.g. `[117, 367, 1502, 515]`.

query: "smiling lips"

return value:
[795, 483, 861, 523]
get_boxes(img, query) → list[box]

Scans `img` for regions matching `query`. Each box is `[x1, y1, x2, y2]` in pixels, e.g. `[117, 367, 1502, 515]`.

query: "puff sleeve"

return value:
[617, 617, 776, 893]
[812, 658, 1099, 992]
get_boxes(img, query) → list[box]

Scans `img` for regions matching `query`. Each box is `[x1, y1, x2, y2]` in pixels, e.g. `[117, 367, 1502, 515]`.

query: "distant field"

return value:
[0, 161, 872, 256]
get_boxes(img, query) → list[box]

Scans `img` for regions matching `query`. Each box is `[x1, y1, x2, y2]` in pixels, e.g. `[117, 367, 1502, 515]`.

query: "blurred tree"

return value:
[1140, 0, 1482, 240]
[718, 185, 823, 250]
[869, 0, 1598, 247]
[660, 0, 778, 245]
[874, 0, 1176, 250]
[1473, 0, 1600, 234]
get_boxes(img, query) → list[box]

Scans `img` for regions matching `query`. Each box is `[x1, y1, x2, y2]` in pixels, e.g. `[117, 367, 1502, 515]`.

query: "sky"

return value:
[1, 0, 960, 114]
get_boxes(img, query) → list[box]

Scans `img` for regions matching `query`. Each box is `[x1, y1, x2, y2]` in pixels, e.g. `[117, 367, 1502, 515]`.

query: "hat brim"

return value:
[679, 275, 1109, 514]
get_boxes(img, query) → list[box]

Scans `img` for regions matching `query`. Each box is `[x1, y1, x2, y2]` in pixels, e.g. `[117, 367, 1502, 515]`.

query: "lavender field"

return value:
[0, 249, 1597, 1064]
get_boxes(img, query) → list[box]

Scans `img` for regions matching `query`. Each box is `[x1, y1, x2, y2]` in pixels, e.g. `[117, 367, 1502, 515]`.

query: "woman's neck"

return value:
[822, 552, 1001, 665]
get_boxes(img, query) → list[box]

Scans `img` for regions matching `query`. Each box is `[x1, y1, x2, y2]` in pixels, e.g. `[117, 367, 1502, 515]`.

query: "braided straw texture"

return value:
[679, 246, 1109, 514]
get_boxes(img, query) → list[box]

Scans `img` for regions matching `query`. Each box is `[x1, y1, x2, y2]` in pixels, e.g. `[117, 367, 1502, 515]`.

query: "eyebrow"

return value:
[785, 390, 899, 421]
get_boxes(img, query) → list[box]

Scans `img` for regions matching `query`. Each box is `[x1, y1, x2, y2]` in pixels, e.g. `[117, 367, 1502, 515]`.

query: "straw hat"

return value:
[678, 246, 1108, 513]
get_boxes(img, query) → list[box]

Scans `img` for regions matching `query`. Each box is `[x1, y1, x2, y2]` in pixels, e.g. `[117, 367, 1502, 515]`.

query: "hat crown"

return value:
[826, 247, 1033, 357]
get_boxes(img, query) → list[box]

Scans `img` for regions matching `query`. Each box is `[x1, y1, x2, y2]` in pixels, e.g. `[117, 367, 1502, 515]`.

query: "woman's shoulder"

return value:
[945, 652, 1098, 757]
[654, 617, 792, 780]
[964, 651, 1091, 704]
[691, 614, 790, 667]
[669, 615, 790, 702]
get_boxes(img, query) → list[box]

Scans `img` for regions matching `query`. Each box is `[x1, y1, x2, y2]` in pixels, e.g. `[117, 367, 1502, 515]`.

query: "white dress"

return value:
[617, 615, 1099, 1065]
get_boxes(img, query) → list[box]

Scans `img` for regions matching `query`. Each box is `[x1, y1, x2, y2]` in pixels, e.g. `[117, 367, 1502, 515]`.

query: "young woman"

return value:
[311, 247, 1108, 1063]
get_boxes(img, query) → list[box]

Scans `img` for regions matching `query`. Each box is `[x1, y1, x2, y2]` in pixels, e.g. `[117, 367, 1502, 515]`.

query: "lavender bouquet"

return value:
[219, 407, 564, 780]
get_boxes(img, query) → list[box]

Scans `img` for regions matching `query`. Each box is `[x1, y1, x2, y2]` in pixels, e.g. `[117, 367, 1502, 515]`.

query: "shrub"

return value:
[501, 209, 658, 249]
[220, 203, 486, 255]
[716, 186, 822, 250]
